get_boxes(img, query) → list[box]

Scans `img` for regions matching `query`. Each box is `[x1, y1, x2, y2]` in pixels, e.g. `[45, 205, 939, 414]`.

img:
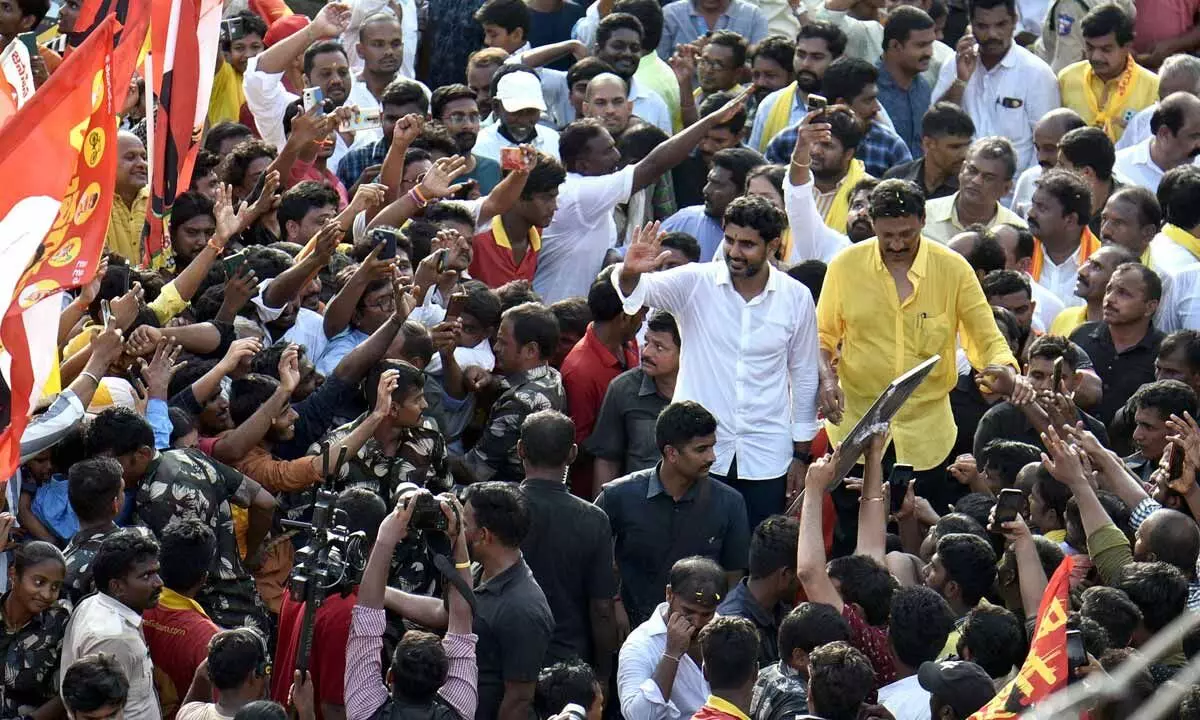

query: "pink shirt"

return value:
[288, 158, 349, 209]
[1134, 0, 1200, 53]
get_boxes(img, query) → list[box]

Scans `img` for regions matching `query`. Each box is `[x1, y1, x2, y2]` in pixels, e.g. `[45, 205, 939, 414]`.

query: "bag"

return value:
[368, 695, 460, 720]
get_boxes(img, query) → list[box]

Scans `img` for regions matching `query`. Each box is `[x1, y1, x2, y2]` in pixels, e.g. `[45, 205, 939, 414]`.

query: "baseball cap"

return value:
[495, 72, 547, 113]
[917, 660, 996, 718]
[264, 14, 309, 47]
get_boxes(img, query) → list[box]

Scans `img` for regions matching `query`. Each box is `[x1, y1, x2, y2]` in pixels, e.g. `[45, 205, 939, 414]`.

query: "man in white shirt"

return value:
[1025, 168, 1098, 308]
[343, 11, 431, 148]
[535, 88, 752, 304]
[1148, 165, 1200, 271]
[1113, 92, 1200, 194]
[1117, 54, 1200, 151]
[613, 194, 821, 524]
[340, 0, 419, 80]
[473, 68, 563, 162]
[1008, 109, 1086, 218]
[988, 222, 1065, 330]
[61, 528, 164, 720]
[931, 0, 1060, 178]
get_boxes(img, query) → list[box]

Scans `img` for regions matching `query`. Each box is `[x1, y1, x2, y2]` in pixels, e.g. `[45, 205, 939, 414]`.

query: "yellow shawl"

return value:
[1031, 226, 1101, 281]
[759, 82, 798, 152]
[823, 159, 867, 234]
[1162, 223, 1200, 262]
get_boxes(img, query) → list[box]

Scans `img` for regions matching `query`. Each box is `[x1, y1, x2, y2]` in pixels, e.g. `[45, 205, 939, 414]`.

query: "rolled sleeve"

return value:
[439, 632, 479, 720]
[345, 606, 389, 720]
[20, 390, 85, 461]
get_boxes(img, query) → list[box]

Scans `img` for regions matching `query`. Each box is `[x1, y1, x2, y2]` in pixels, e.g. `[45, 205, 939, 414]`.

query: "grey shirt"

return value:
[584, 368, 670, 475]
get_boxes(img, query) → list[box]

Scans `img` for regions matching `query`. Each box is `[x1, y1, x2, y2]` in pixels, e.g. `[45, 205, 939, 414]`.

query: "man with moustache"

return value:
[1008, 109, 1086, 218]
[662, 147, 768, 261]
[106, 131, 150, 265]
[923, 137, 1027, 245]
[1098, 187, 1160, 263]
[474, 66, 563, 162]
[1114, 92, 1200, 193]
[1050, 244, 1138, 336]
[431, 83, 503, 193]
[818, 179, 1024, 511]
[614, 195, 821, 528]
[876, 6, 937, 158]
[884, 102, 974, 201]
[1025, 169, 1101, 308]
[583, 73, 638, 140]
[751, 22, 847, 151]
[1057, 126, 1122, 237]
[349, 12, 431, 130]
[987, 222, 1066, 331]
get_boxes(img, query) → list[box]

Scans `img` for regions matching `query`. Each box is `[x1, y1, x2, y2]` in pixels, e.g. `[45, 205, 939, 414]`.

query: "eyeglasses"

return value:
[444, 112, 481, 125]
[697, 57, 729, 70]
[364, 294, 396, 312]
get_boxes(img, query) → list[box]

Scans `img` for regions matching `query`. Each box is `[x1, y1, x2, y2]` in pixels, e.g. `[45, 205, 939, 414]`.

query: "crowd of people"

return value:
[8, 0, 1200, 716]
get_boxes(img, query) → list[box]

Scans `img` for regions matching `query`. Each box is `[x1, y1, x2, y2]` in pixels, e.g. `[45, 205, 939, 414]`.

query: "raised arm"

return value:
[322, 244, 393, 339]
[515, 39, 588, 68]
[855, 432, 889, 563]
[477, 145, 536, 223]
[631, 86, 753, 193]
[263, 221, 341, 309]
[254, 2, 349, 75]
[795, 452, 844, 612]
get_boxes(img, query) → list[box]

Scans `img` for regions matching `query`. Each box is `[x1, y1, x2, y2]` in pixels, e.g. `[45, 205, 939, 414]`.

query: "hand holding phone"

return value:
[1052, 356, 1064, 393]
[991, 488, 1024, 531]
[1066, 629, 1086, 683]
[887, 464, 914, 514]
[806, 93, 828, 113]
[501, 146, 526, 171]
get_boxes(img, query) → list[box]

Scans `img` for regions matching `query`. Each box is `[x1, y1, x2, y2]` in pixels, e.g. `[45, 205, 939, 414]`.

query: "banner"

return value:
[969, 554, 1076, 720]
[142, 0, 221, 268]
[0, 39, 36, 123]
[0, 16, 121, 487]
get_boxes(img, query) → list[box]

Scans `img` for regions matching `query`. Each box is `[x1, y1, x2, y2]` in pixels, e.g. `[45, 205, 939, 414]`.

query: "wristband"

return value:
[790, 159, 811, 169]
[411, 185, 430, 206]
[860, 496, 885, 503]
[662, 652, 681, 663]
[454, 561, 471, 570]
[79, 371, 101, 386]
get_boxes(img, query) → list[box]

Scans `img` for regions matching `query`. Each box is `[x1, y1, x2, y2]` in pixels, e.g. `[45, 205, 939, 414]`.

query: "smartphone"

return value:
[445, 292, 469, 320]
[1052, 356, 1064, 393]
[993, 488, 1023, 528]
[222, 249, 247, 278]
[339, 106, 382, 133]
[435, 248, 450, 273]
[888, 464, 914, 514]
[100, 299, 113, 328]
[1066, 629, 1086, 683]
[221, 17, 246, 43]
[1170, 440, 1184, 481]
[302, 87, 326, 116]
[244, 170, 268, 206]
[370, 227, 398, 260]
[110, 263, 131, 294]
[17, 32, 37, 56]
[500, 146, 525, 171]
[806, 93, 828, 113]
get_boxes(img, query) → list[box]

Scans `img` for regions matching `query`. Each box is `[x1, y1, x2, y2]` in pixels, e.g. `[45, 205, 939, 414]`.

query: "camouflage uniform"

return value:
[62, 525, 122, 608]
[134, 449, 269, 633]
[463, 364, 566, 483]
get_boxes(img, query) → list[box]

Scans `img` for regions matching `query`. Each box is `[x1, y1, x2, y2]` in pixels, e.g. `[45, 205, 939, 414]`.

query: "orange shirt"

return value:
[469, 216, 540, 288]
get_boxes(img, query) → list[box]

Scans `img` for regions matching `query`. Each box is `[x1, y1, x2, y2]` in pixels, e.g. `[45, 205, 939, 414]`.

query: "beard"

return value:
[796, 71, 821, 93]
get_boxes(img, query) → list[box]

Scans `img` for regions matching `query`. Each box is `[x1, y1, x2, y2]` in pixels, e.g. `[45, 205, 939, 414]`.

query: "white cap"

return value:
[495, 71, 547, 113]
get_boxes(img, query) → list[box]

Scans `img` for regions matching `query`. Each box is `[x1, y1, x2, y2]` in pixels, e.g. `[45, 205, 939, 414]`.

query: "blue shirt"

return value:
[765, 120, 911, 179]
[876, 61, 933, 159]
[315, 327, 370, 377]
[336, 138, 388, 192]
[658, 0, 768, 59]
[660, 205, 725, 262]
[529, 1, 587, 71]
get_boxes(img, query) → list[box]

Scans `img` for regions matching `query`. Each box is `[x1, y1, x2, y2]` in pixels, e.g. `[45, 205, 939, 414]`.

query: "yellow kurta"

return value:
[104, 186, 150, 266]
[1058, 58, 1158, 144]
[208, 61, 246, 127]
[817, 238, 1018, 470]
[1049, 305, 1089, 337]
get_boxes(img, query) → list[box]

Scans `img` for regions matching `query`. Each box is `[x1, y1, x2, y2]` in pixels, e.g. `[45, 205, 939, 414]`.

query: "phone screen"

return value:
[888, 464, 914, 514]
[993, 489, 1023, 527]
[445, 293, 469, 320]
[1066, 630, 1086, 682]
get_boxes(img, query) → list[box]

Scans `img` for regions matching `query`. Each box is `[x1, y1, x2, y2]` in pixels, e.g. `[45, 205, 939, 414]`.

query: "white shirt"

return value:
[344, 72, 432, 149]
[1156, 261, 1200, 332]
[618, 602, 709, 720]
[519, 57, 674, 135]
[1116, 103, 1155, 151]
[61, 593, 160, 720]
[242, 56, 354, 172]
[571, 1, 601, 46]
[472, 122, 561, 163]
[878, 674, 932, 720]
[612, 260, 822, 478]
[1017, 0, 1051, 37]
[283, 306, 328, 361]
[340, 0, 418, 80]
[783, 175, 851, 263]
[1009, 164, 1042, 218]
[1149, 231, 1200, 274]
[536, 166, 636, 303]
[1113, 138, 1168, 192]
[931, 42, 1060, 177]
[1035, 242, 1087, 309]
[1030, 275, 1066, 331]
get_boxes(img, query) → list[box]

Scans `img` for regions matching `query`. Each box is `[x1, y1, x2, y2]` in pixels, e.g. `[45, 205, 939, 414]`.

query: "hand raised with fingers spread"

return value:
[418, 156, 469, 199]
[349, 182, 388, 216]
[712, 85, 755, 125]
[1039, 425, 1088, 488]
[238, 171, 281, 228]
[372, 368, 399, 418]
[624, 221, 672, 274]
[313, 2, 352, 38]
[278, 344, 301, 394]
[218, 336, 264, 375]
[140, 340, 183, 399]
[221, 265, 260, 317]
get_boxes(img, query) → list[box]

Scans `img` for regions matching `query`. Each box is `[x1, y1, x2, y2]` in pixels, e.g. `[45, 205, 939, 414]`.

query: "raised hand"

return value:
[124, 325, 162, 357]
[218, 337, 264, 375]
[624, 221, 671, 275]
[372, 368, 399, 418]
[139, 340, 184, 399]
[79, 256, 109, 307]
[312, 2, 352, 38]
[1039, 426, 1088, 488]
[278, 343, 301, 394]
[712, 85, 755, 125]
[220, 265, 260, 319]
[954, 34, 977, 81]
[431, 319, 461, 354]
[793, 113, 832, 165]
[89, 323, 125, 370]
[348, 182, 388, 216]
[391, 113, 425, 148]
[311, 220, 343, 262]
[109, 281, 145, 332]
[803, 450, 838, 493]
[418, 156, 470, 200]
[236, 171, 281, 229]
[669, 44, 697, 87]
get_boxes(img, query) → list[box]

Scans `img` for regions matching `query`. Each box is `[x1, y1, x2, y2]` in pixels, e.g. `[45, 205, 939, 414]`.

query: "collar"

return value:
[713, 257, 784, 293]
[476, 557, 529, 594]
[637, 368, 660, 397]
[1088, 321, 1159, 352]
[703, 695, 752, 720]
[870, 236, 930, 278]
[687, 0, 733, 19]
[579, 322, 634, 369]
[491, 215, 541, 251]
[990, 42, 1020, 71]
[156, 587, 210, 618]
[645, 463, 702, 500]
[520, 476, 569, 493]
[95, 592, 144, 629]
[727, 578, 777, 626]
[875, 60, 924, 92]
[950, 194, 998, 231]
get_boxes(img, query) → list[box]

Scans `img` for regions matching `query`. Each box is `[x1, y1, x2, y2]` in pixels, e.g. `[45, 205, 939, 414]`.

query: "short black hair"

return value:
[982, 268, 1032, 302]
[979, 439, 1041, 489]
[1081, 3, 1135, 45]
[464, 481, 530, 548]
[967, 0, 1017, 21]
[392, 630, 449, 701]
[170, 192, 215, 240]
[936, 533, 997, 606]
[498, 280, 541, 313]
[88, 407, 154, 458]
[430, 83, 476, 119]
[1115, 561, 1188, 632]
[587, 266, 624, 322]
[381, 77, 430, 114]
[748, 515, 799, 578]
[68, 457, 125, 524]
[364, 360, 426, 410]
[233, 701, 288, 720]
[952, 493, 997, 533]
[229, 373, 281, 427]
[222, 10, 268, 49]
[827, 554, 897, 626]
[1161, 329, 1200, 374]
[869, 179, 926, 221]
[1035, 169, 1093, 227]
[883, 6, 935, 51]
[922, 101, 975, 140]
[204, 122, 255, 154]
[277, 181, 339, 232]
[656, 401, 718, 452]
[698, 617, 760, 689]
[535, 661, 597, 719]
[61, 655, 129, 713]
[1033, 463, 1073, 528]
[302, 39, 348, 77]
[1080, 585, 1142, 648]
[92, 528, 160, 596]
[474, 0, 530, 34]
[465, 283, 504, 329]
[961, 235, 1007, 276]
[612, 0, 664, 48]
[1112, 261, 1162, 302]
[932, 512, 989, 543]
[1027, 334, 1082, 371]
[751, 35, 795, 74]
[1159, 165, 1200, 230]
[808, 641, 875, 720]
[779, 602, 851, 659]
[814, 105, 864, 151]
[699, 90, 746, 133]
[334, 488, 389, 545]
[208, 628, 269, 691]
[712, 147, 768, 193]
[723, 194, 787, 244]
[646, 310, 681, 347]
[620, 124, 669, 165]
[1151, 92, 1198, 136]
[158, 518, 215, 591]
[987, 222, 1035, 261]
[520, 152, 567, 200]
[567, 57, 618, 93]
[661, 232, 702, 263]
[502, 302, 560, 360]
[888, 586, 955, 668]
[1109, 186, 1162, 229]
[425, 201, 475, 232]
[596, 12, 644, 48]
[521, 410, 576, 468]
[822, 56, 878, 105]
[12, 541, 64, 578]
[550, 298, 592, 339]
[411, 122, 460, 158]
[559, 118, 609, 173]
[707, 29, 748, 68]
[797, 21, 848, 59]
[1058, 126, 1115, 182]
[960, 604, 1025, 678]
[1132, 378, 1198, 421]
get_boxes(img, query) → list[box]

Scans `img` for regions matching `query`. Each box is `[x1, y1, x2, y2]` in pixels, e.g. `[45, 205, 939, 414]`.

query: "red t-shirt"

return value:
[143, 590, 221, 720]
[469, 216, 540, 289]
[272, 588, 357, 719]
[561, 322, 640, 443]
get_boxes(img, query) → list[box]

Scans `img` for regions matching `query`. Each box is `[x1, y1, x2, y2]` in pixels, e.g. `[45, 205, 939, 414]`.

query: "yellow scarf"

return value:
[1082, 58, 1140, 141]
[759, 82, 797, 152]
[823, 159, 867, 234]
[778, 227, 793, 263]
[1162, 223, 1200, 262]
[1031, 226, 1101, 281]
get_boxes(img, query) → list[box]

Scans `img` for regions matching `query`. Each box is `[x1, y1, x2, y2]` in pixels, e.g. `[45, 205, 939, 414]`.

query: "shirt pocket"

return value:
[911, 311, 950, 360]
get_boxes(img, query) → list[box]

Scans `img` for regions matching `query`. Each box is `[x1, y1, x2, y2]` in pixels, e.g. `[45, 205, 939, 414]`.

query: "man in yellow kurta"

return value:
[208, 12, 268, 126]
[106, 131, 150, 265]
[1057, 4, 1158, 144]
[817, 178, 1024, 509]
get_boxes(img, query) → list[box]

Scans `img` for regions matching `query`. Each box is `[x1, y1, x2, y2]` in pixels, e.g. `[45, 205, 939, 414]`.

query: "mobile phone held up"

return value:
[1066, 629, 1086, 683]
[445, 292, 469, 321]
[339, 106, 382, 133]
[887, 464, 914, 514]
[369, 227, 399, 260]
[991, 488, 1023, 531]
[302, 87, 330, 117]
[806, 93, 828, 113]
[501, 147, 526, 171]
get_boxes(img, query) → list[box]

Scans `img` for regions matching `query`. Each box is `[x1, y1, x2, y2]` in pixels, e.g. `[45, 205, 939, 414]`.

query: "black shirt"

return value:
[973, 401, 1110, 461]
[595, 465, 750, 627]
[519, 477, 617, 664]
[717, 578, 788, 666]
[584, 367, 671, 475]
[672, 150, 708, 209]
[882, 157, 959, 200]
[473, 558, 554, 720]
[1070, 322, 1164, 427]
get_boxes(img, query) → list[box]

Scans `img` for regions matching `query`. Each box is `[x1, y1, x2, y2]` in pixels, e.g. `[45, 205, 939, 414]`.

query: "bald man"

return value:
[1118, 55, 1200, 151]
[106, 131, 150, 265]
[1009, 109, 1086, 218]
[583, 73, 636, 139]
[949, 228, 1005, 283]
[1114, 92, 1200, 193]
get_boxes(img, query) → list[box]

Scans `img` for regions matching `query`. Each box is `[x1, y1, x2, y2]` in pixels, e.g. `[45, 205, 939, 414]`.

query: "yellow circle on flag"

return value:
[48, 237, 82, 268]
[91, 69, 105, 112]
[83, 128, 106, 168]
[73, 182, 102, 225]
[18, 279, 60, 309]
